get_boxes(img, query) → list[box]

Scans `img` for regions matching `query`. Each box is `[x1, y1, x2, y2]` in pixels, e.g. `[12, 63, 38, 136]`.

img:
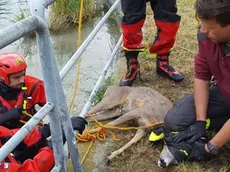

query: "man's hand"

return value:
[173, 121, 206, 143]
[39, 116, 87, 139]
[187, 139, 211, 161]
[39, 124, 51, 138]
[71, 116, 87, 134]
[0, 107, 22, 125]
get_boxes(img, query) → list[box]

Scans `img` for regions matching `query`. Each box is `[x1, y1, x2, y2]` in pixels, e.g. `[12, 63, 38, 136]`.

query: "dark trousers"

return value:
[164, 86, 230, 132]
[121, 0, 179, 25]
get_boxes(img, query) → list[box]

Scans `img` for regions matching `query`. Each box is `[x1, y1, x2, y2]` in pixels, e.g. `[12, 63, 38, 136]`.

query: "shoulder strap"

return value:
[28, 81, 42, 98]
[0, 96, 11, 112]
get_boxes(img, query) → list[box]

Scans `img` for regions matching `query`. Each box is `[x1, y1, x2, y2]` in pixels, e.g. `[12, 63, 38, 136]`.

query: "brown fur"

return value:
[88, 86, 172, 161]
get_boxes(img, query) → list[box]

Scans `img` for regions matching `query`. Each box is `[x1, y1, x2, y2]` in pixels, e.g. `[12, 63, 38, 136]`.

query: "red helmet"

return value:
[0, 53, 27, 85]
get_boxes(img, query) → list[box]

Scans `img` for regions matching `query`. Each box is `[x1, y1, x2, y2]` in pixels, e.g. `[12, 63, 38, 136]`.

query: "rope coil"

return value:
[77, 112, 163, 164]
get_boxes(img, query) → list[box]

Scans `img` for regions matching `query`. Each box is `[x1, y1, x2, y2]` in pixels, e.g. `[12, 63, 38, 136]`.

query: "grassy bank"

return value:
[88, 0, 230, 171]
[49, 0, 96, 32]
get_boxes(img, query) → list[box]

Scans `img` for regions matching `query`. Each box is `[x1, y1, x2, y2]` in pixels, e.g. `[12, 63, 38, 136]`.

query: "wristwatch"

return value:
[207, 141, 220, 155]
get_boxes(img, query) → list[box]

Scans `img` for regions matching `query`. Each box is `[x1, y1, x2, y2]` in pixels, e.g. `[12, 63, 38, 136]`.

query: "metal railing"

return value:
[0, 0, 122, 171]
[0, 103, 54, 161]
[59, 0, 121, 80]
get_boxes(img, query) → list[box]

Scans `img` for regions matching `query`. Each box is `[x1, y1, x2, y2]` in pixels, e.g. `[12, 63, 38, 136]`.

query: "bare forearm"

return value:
[210, 119, 230, 147]
[194, 78, 210, 121]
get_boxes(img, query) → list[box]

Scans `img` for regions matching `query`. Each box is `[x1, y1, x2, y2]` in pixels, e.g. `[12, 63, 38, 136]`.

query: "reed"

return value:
[49, 0, 96, 32]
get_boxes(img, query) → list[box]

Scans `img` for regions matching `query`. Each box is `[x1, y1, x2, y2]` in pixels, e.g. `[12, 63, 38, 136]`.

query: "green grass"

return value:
[93, 76, 113, 105]
[11, 6, 35, 38]
[11, 8, 30, 23]
[49, 0, 96, 32]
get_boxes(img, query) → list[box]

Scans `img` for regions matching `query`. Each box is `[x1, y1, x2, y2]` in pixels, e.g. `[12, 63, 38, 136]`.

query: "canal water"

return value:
[0, 0, 121, 114]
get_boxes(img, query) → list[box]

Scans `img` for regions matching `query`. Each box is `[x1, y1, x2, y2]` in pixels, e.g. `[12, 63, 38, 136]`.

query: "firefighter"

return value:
[120, 0, 184, 86]
[0, 52, 88, 170]
[0, 53, 47, 128]
[0, 116, 86, 172]
[0, 125, 54, 172]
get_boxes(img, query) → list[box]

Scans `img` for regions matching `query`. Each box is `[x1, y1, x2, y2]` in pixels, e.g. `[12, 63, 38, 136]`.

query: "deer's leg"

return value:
[105, 109, 143, 126]
[87, 109, 121, 122]
[89, 99, 126, 115]
[108, 129, 146, 161]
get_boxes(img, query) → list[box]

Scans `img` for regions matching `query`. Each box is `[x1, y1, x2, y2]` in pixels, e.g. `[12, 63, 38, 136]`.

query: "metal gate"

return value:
[0, 0, 121, 171]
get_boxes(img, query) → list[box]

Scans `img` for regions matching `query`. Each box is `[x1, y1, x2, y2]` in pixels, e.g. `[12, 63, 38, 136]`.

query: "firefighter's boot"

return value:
[156, 54, 184, 82]
[120, 53, 139, 86]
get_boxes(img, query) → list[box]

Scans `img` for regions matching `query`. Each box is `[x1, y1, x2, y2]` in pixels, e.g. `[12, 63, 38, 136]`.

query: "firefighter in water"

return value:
[120, 0, 184, 86]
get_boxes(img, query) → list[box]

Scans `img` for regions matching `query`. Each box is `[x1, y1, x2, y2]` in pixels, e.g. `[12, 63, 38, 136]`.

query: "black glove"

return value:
[150, 124, 165, 135]
[163, 130, 192, 152]
[39, 116, 87, 138]
[187, 138, 211, 161]
[39, 124, 66, 144]
[14, 136, 48, 163]
[71, 116, 87, 134]
[0, 107, 22, 125]
[162, 129, 193, 163]
[47, 140, 53, 150]
[39, 124, 51, 138]
[173, 121, 206, 144]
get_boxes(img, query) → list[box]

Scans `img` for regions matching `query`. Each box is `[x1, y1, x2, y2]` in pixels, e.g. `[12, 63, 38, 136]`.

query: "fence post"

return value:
[31, 1, 83, 171]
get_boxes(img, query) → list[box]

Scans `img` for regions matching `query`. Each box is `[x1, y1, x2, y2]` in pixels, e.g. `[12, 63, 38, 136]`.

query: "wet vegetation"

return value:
[12, 0, 97, 33]
[11, 0, 30, 23]
[93, 76, 113, 105]
[11, 8, 30, 23]
[49, 0, 96, 32]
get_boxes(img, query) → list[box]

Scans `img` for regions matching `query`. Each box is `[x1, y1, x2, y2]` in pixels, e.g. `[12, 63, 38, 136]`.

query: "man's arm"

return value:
[194, 78, 210, 121]
[172, 31, 212, 144]
[4, 147, 54, 172]
[19, 147, 54, 172]
[0, 107, 21, 125]
[205, 119, 230, 154]
[194, 32, 212, 121]
[11, 127, 43, 147]
[209, 119, 230, 147]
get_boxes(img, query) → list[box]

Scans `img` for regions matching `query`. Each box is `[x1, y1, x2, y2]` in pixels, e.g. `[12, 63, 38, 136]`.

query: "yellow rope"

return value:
[68, 0, 84, 112]
[81, 140, 94, 164]
[19, 110, 44, 126]
[19, 0, 85, 163]
[59, 0, 164, 164]
[87, 112, 163, 130]
[77, 112, 163, 164]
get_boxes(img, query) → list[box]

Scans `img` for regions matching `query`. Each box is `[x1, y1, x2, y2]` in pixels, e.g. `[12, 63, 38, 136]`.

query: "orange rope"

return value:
[81, 140, 94, 164]
[77, 112, 163, 164]
[19, 110, 44, 126]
